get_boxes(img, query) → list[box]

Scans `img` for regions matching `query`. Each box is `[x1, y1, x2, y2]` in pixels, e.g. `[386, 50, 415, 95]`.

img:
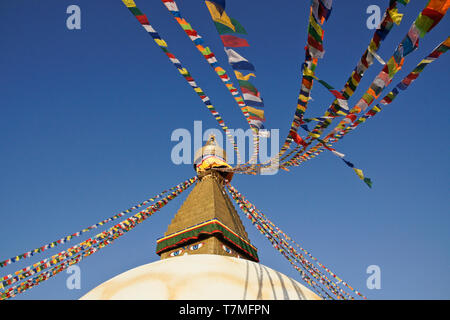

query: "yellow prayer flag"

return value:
[299, 94, 309, 103]
[354, 168, 364, 180]
[309, 14, 323, 38]
[234, 71, 256, 81]
[246, 106, 265, 119]
[344, 86, 354, 97]
[154, 39, 168, 47]
[205, 1, 235, 31]
[122, 0, 136, 8]
[303, 68, 315, 77]
[178, 68, 189, 75]
[388, 8, 403, 25]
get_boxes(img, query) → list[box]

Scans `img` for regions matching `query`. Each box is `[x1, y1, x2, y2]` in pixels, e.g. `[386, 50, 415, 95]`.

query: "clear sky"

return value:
[0, 0, 448, 300]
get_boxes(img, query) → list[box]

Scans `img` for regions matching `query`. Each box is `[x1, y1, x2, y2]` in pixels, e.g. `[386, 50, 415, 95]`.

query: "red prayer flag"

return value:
[220, 35, 249, 47]
[290, 130, 308, 147]
[135, 15, 149, 25]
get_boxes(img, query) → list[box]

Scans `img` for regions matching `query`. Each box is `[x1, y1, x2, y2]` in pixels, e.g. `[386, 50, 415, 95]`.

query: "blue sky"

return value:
[0, 0, 448, 300]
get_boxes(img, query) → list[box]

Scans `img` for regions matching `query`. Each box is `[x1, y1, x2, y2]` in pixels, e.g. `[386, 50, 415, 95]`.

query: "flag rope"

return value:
[0, 177, 197, 297]
[281, 0, 448, 170]
[120, 0, 242, 162]
[286, 37, 450, 169]
[233, 0, 409, 175]
[0, 178, 196, 268]
[225, 182, 367, 300]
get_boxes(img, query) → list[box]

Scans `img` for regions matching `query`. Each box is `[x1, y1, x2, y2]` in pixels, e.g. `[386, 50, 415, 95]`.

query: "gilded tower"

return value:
[156, 136, 258, 262]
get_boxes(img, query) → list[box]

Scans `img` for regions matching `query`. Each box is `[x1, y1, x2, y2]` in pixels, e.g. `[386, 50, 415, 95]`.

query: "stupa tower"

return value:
[156, 135, 258, 262]
[81, 136, 320, 300]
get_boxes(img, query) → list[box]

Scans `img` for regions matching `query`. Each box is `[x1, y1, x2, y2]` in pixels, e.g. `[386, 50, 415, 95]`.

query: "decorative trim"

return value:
[156, 219, 258, 261]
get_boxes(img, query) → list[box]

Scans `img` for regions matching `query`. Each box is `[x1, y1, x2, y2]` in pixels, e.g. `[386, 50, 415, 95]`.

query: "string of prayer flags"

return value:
[161, 0, 256, 132]
[226, 183, 366, 299]
[233, 0, 334, 173]
[247, 198, 366, 299]
[121, 0, 242, 161]
[285, 0, 407, 161]
[361, 0, 450, 110]
[226, 185, 332, 299]
[279, 0, 445, 173]
[0, 178, 194, 268]
[303, 0, 409, 144]
[283, 37, 449, 174]
[0, 178, 197, 291]
[314, 138, 372, 188]
[270, 0, 333, 165]
[327, 0, 450, 139]
[0, 177, 197, 298]
[205, 0, 265, 131]
[204, 0, 264, 163]
[414, 0, 450, 37]
[336, 37, 450, 139]
[340, 158, 373, 188]
[302, 70, 349, 111]
[2, 244, 99, 300]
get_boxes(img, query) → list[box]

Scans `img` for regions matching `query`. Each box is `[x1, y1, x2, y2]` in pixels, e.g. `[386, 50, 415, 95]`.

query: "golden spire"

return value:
[193, 134, 234, 181]
[156, 137, 258, 261]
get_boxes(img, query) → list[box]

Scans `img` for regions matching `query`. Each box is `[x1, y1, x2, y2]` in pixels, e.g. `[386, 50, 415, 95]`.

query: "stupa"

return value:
[81, 136, 320, 300]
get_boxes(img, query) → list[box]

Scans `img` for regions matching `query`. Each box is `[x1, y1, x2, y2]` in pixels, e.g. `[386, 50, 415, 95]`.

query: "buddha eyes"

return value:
[170, 249, 183, 257]
[222, 245, 232, 254]
[189, 243, 204, 251]
[169, 243, 204, 256]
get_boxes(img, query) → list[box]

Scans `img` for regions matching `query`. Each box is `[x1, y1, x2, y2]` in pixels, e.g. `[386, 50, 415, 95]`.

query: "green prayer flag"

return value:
[238, 80, 258, 94]
[214, 17, 247, 35]
[363, 177, 373, 188]
[414, 14, 434, 37]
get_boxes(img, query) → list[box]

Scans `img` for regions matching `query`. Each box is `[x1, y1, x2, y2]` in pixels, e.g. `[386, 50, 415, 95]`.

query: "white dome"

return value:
[80, 254, 320, 300]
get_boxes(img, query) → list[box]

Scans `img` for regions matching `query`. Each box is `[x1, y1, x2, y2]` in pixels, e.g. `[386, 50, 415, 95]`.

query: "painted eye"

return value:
[170, 249, 183, 257]
[222, 245, 232, 254]
[190, 243, 204, 251]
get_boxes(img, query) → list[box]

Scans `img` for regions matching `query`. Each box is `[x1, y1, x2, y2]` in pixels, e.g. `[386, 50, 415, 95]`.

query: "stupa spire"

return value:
[156, 136, 258, 261]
